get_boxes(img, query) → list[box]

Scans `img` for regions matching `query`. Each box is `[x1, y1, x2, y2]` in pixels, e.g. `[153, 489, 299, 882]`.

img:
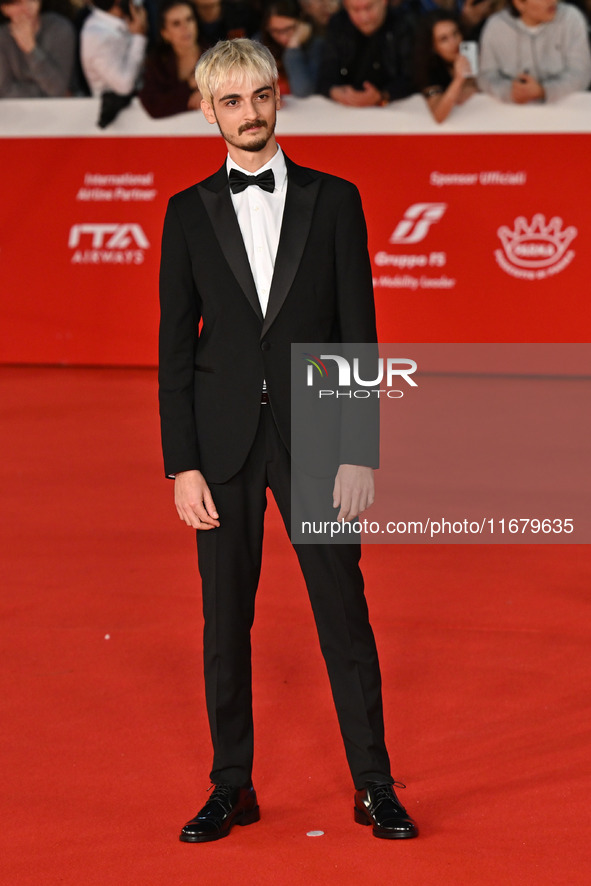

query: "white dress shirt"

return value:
[80, 9, 147, 97]
[226, 147, 288, 318]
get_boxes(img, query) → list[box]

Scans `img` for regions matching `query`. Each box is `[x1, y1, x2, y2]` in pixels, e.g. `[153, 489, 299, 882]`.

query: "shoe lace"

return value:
[207, 782, 236, 812]
[371, 781, 407, 807]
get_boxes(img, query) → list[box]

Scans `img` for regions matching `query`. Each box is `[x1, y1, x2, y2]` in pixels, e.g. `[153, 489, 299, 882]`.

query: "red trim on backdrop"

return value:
[1, 134, 589, 366]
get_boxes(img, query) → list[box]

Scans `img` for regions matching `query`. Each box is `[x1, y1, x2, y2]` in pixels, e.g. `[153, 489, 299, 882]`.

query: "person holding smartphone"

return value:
[414, 10, 478, 123]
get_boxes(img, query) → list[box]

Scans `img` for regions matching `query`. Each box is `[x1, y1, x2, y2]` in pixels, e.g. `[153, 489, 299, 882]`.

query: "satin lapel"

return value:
[261, 162, 320, 338]
[198, 168, 263, 323]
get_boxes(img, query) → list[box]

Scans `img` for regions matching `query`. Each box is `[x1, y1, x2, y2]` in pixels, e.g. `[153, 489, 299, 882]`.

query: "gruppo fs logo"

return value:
[68, 223, 150, 265]
[389, 203, 447, 245]
[495, 214, 577, 280]
[304, 353, 418, 399]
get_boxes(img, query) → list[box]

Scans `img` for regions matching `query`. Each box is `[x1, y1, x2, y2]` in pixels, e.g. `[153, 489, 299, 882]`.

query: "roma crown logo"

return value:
[495, 214, 577, 280]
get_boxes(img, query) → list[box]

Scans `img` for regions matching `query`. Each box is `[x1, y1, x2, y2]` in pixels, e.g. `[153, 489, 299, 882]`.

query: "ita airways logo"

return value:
[389, 203, 447, 245]
[495, 214, 577, 280]
[68, 223, 150, 265]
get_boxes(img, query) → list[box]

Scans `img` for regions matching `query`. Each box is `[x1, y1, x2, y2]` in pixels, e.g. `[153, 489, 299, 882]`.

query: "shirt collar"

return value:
[226, 146, 287, 193]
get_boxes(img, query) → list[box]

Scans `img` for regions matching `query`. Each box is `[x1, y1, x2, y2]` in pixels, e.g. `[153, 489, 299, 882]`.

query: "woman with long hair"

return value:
[139, 0, 202, 118]
[414, 10, 477, 123]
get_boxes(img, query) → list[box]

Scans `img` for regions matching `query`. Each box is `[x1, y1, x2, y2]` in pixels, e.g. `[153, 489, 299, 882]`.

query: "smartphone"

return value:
[459, 41, 478, 77]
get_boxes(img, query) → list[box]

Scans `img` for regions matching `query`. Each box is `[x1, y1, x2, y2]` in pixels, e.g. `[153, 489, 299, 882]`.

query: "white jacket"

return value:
[81, 9, 147, 97]
[478, 4, 591, 103]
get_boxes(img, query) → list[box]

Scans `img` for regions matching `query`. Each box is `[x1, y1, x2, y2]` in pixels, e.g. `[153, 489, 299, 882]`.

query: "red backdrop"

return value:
[1, 133, 589, 365]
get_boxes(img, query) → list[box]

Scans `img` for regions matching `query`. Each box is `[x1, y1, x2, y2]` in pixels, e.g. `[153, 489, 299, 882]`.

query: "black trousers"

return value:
[196, 406, 392, 790]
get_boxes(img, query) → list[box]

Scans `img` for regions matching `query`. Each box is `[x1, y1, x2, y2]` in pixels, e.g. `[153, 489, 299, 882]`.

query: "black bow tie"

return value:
[228, 168, 275, 194]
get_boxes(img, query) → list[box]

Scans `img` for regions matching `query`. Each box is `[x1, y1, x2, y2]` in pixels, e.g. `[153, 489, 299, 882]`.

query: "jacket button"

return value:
[261, 342, 270, 351]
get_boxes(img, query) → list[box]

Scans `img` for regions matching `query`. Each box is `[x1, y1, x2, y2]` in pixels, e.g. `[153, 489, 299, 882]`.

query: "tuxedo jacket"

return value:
[158, 154, 378, 484]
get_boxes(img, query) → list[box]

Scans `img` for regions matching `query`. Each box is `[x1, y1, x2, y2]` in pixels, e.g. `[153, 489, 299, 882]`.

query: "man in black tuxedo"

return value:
[158, 38, 417, 843]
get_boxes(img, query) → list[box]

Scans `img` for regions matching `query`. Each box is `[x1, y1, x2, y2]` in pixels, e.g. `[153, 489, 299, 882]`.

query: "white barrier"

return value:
[1, 92, 591, 138]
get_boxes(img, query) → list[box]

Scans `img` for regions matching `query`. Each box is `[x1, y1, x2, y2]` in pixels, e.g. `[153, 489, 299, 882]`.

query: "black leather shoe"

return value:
[354, 782, 418, 839]
[179, 783, 260, 843]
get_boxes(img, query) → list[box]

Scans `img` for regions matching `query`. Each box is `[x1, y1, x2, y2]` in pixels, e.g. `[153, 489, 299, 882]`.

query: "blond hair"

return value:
[195, 39, 279, 104]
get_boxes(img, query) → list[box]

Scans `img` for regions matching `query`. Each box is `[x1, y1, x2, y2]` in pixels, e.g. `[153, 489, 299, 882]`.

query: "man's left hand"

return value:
[333, 464, 375, 523]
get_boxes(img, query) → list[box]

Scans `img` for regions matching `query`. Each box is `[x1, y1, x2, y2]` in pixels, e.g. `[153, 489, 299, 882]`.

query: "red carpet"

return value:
[1, 367, 590, 885]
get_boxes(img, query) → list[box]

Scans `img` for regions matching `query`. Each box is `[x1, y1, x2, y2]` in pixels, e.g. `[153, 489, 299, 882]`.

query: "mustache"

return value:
[238, 120, 268, 134]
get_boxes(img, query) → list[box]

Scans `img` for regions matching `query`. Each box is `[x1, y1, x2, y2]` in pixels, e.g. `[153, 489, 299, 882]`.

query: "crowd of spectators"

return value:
[1, 0, 591, 123]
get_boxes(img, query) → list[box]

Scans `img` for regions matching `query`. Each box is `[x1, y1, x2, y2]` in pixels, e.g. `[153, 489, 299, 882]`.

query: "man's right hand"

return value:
[511, 73, 544, 104]
[128, 4, 148, 36]
[286, 21, 312, 49]
[174, 470, 220, 530]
